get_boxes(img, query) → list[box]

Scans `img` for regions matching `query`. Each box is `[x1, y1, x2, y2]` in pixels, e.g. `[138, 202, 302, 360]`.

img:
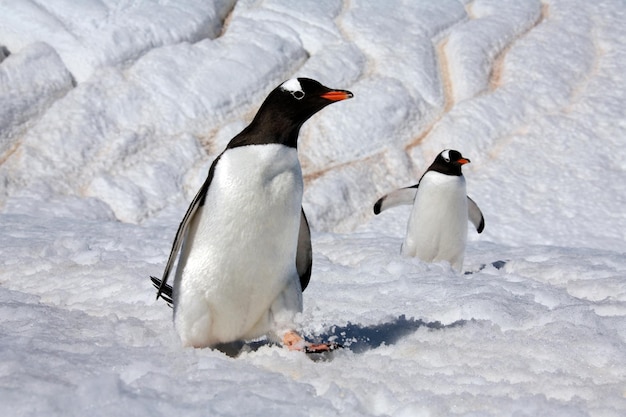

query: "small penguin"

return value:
[151, 78, 352, 352]
[373, 149, 484, 271]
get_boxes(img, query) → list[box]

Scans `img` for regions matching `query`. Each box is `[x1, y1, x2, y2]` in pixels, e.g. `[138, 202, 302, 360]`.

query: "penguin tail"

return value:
[150, 276, 174, 308]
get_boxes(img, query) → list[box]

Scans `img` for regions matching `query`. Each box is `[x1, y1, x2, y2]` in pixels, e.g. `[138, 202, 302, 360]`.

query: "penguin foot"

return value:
[304, 342, 343, 354]
[282, 330, 342, 353]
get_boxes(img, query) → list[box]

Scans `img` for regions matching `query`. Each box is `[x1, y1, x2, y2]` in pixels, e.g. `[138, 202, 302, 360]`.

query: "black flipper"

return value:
[467, 196, 485, 233]
[296, 208, 313, 292]
[373, 184, 419, 215]
[153, 154, 222, 303]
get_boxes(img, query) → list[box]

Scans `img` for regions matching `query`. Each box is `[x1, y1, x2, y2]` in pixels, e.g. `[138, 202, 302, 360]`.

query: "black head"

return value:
[228, 78, 353, 149]
[427, 149, 471, 176]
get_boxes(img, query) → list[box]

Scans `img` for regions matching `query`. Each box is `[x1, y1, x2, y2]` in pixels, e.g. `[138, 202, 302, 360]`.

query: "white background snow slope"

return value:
[1, 0, 625, 416]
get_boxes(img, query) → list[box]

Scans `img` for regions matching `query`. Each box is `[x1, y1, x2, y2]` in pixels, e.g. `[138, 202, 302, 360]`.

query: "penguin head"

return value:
[273, 78, 353, 124]
[430, 149, 470, 176]
[229, 78, 352, 149]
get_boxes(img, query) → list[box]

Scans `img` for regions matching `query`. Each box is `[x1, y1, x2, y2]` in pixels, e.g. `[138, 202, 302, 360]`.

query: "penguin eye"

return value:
[291, 90, 305, 100]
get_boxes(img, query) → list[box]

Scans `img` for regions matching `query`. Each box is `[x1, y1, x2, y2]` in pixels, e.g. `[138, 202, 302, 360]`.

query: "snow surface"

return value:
[1, 0, 626, 416]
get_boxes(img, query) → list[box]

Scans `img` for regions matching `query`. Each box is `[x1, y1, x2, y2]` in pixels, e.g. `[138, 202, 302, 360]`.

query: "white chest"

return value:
[415, 172, 467, 216]
[173, 144, 304, 346]
[213, 144, 303, 208]
[403, 172, 468, 269]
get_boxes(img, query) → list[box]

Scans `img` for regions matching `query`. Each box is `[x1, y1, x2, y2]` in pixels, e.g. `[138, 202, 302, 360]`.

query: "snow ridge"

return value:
[1, 1, 626, 416]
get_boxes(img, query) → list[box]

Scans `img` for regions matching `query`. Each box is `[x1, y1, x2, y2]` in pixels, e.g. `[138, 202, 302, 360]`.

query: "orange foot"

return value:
[282, 330, 341, 353]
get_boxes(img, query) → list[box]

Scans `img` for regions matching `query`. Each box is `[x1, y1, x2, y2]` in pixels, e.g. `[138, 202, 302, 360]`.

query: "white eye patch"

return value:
[441, 149, 451, 163]
[281, 78, 302, 93]
[280, 78, 305, 100]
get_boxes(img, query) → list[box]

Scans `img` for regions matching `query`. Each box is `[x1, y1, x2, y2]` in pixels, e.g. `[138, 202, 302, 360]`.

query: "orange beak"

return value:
[321, 90, 354, 101]
[458, 158, 470, 165]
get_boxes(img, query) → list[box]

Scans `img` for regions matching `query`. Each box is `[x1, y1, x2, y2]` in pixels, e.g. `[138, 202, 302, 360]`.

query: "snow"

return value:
[1, 0, 625, 416]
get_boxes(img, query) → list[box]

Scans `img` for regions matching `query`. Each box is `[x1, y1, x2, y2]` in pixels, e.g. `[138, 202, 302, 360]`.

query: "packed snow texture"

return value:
[1, 0, 626, 416]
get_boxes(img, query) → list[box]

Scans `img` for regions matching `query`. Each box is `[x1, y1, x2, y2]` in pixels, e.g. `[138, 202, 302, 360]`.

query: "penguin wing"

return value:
[467, 196, 485, 233]
[153, 155, 221, 302]
[373, 185, 418, 214]
[296, 208, 313, 292]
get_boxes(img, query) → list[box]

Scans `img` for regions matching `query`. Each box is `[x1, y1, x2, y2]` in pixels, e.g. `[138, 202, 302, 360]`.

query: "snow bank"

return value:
[0, 42, 74, 159]
[1, 0, 625, 416]
[0, 0, 236, 82]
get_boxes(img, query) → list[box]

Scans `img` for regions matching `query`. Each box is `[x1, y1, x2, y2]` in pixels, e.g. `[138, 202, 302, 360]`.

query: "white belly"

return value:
[173, 144, 303, 347]
[402, 172, 468, 271]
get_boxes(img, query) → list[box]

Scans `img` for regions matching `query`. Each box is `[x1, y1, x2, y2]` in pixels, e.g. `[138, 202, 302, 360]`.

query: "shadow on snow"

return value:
[317, 315, 467, 354]
[216, 315, 466, 359]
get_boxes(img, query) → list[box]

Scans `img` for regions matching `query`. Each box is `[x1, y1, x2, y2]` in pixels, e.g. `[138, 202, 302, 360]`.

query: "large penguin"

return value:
[151, 78, 352, 352]
[373, 149, 484, 271]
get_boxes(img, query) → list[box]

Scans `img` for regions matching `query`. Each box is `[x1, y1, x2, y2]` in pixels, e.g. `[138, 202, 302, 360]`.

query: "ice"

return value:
[1, 0, 626, 416]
